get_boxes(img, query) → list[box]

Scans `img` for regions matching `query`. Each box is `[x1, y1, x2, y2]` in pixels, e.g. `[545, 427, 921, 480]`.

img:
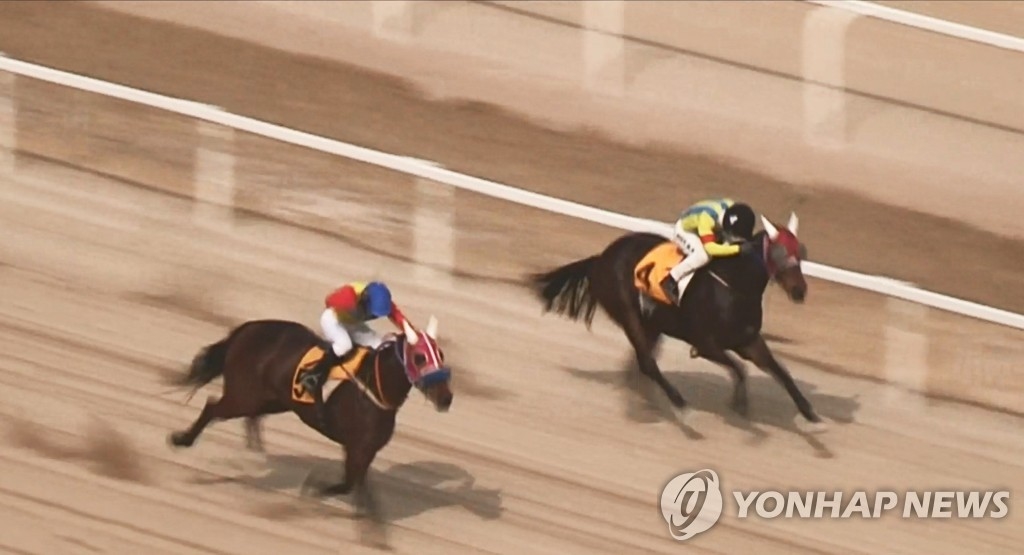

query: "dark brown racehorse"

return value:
[167, 314, 453, 520]
[530, 213, 824, 428]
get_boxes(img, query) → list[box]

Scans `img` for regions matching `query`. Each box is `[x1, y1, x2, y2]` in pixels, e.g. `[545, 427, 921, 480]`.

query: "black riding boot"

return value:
[659, 275, 680, 306]
[300, 347, 339, 428]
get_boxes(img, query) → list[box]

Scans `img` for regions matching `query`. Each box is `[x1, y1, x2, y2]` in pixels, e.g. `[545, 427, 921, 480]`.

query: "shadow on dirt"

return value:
[565, 352, 860, 458]
[192, 455, 503, 524]
[5, 416, 152, 483]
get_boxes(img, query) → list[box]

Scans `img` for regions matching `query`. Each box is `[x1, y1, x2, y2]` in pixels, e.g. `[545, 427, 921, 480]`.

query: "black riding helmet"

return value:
[722, 202, 756, 240]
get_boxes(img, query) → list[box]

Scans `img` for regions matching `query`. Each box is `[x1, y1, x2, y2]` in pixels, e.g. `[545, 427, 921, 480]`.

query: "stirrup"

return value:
[666, 283, 683, 306]
[660, 277, 677, 299]
[639, 293, 655, 317]
[301, 357, 332, 390]
[299, 374, 318, 394]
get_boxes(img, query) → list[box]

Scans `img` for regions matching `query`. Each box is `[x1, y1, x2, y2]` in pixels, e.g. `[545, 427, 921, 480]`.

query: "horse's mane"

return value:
[702, 233, 770, 292]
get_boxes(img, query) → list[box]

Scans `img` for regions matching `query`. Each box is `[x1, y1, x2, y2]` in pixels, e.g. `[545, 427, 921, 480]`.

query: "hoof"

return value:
[299, 471, 321, 498]
[245, 437, 266, 453]
[799, 417, 829, 434]
[666, 389, 687, 409]
[316, 483, 353, 499]
[300, 470, 342, 499]
[168, 431, 192, 448]
[731, 389, 749, 416]
[358, 521, 391, 550]
[675, 406, 695, 426]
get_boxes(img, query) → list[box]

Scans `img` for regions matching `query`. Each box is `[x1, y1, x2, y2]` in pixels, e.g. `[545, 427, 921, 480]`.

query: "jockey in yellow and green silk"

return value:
[660, 198, 758, 304]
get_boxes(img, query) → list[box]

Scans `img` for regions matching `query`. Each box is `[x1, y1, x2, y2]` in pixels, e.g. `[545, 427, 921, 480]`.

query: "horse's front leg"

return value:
[319, 442, 381, 509]
[345, 442, 390, 547]
[324, 440, 388, 549]
[738, 335, 824, 427]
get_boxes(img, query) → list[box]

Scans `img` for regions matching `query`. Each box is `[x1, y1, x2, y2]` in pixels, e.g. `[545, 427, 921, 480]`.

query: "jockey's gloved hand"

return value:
[740, 241, 758, 256]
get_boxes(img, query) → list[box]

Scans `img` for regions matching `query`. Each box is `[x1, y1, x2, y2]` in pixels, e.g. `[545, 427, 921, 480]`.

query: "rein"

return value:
[339, 347, 394, 411]
[707, 270, 730, 289]
[335, 333, 447, 411]
[707, 235, 773, 292]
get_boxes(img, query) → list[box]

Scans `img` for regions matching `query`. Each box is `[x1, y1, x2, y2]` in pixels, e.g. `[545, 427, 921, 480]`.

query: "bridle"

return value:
[763, 234, 805, 280]
[706, 215, 805, 297]
[394, 332, 451, 389]
[758, 213, 806, 280]
[340, 332, 450, 411]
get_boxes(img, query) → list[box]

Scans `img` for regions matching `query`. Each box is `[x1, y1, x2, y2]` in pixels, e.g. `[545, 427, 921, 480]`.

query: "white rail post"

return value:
[801, 7, 861, 149]
[0, 71, 14, 174]
[412, 177, 455, 290]
[883, 297, 929, 411]
[192, 121, 236, 231]
[372, 0, 414, 42]
[582, 0, 626, 96]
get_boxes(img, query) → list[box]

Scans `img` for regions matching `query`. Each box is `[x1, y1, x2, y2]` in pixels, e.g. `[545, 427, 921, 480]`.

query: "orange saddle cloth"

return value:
[633, 242, 685, 306]
[290, 346, 371, 404]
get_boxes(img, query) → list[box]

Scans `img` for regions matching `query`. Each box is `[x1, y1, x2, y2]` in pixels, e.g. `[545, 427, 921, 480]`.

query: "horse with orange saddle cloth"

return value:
[530, 213, 823, 428]
[167, 314, 453, 530]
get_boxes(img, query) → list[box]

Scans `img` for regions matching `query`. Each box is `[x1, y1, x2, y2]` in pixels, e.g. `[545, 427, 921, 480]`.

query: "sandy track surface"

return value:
[1, 2, 1023, 554]
[2, 79, 1023, 554]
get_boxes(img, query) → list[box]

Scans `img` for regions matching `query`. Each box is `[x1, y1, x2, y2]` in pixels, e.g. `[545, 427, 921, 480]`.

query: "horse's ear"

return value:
[761, 215, 779, 240]
[426, 315, 438, 340]
[403, 319, 419, 345]
[787, 212, 799, 236]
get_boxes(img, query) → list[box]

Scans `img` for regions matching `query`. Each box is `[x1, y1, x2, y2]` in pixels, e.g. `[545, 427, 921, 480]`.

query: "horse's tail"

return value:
[175, 337, 231, 403]
[529, 256, 600, 328]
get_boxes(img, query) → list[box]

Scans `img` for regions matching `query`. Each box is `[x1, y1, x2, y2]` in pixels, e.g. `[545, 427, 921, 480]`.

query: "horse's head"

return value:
[760, 212, 808, 303]
[398, 316, 453, 412]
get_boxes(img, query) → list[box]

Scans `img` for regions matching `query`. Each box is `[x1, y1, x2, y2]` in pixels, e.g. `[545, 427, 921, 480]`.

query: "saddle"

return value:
[291, 345, 372, 404]
[633, 241, 686, 306]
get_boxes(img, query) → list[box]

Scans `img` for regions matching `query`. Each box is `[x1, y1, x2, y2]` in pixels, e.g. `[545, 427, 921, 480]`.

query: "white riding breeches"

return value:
[669, 229, 711, 281]
[319, 308, 383, 357]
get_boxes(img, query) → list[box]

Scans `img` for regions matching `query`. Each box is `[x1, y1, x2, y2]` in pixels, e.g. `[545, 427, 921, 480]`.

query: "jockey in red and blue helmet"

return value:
[300, 280, 408, 424]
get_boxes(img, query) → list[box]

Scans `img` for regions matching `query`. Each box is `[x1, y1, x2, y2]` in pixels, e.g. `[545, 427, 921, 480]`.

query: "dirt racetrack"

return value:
[1, 2, 1023, 554]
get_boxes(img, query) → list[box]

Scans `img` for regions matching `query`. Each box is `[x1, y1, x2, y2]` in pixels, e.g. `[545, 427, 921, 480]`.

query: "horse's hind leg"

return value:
[739, 335, 822, 425]
[696, 343, 749, 415]
[245, 416, 265, 453]
[170, 394, 262, 448]
[170, 396, 224, 448]
[619, 307, 686, 409]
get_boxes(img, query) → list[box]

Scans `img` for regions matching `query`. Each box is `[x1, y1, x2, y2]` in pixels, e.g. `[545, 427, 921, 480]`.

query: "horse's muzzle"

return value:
[435, 391, 453, 412]
[419, 367, 453, 412]
[426, 384, 453, 412]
